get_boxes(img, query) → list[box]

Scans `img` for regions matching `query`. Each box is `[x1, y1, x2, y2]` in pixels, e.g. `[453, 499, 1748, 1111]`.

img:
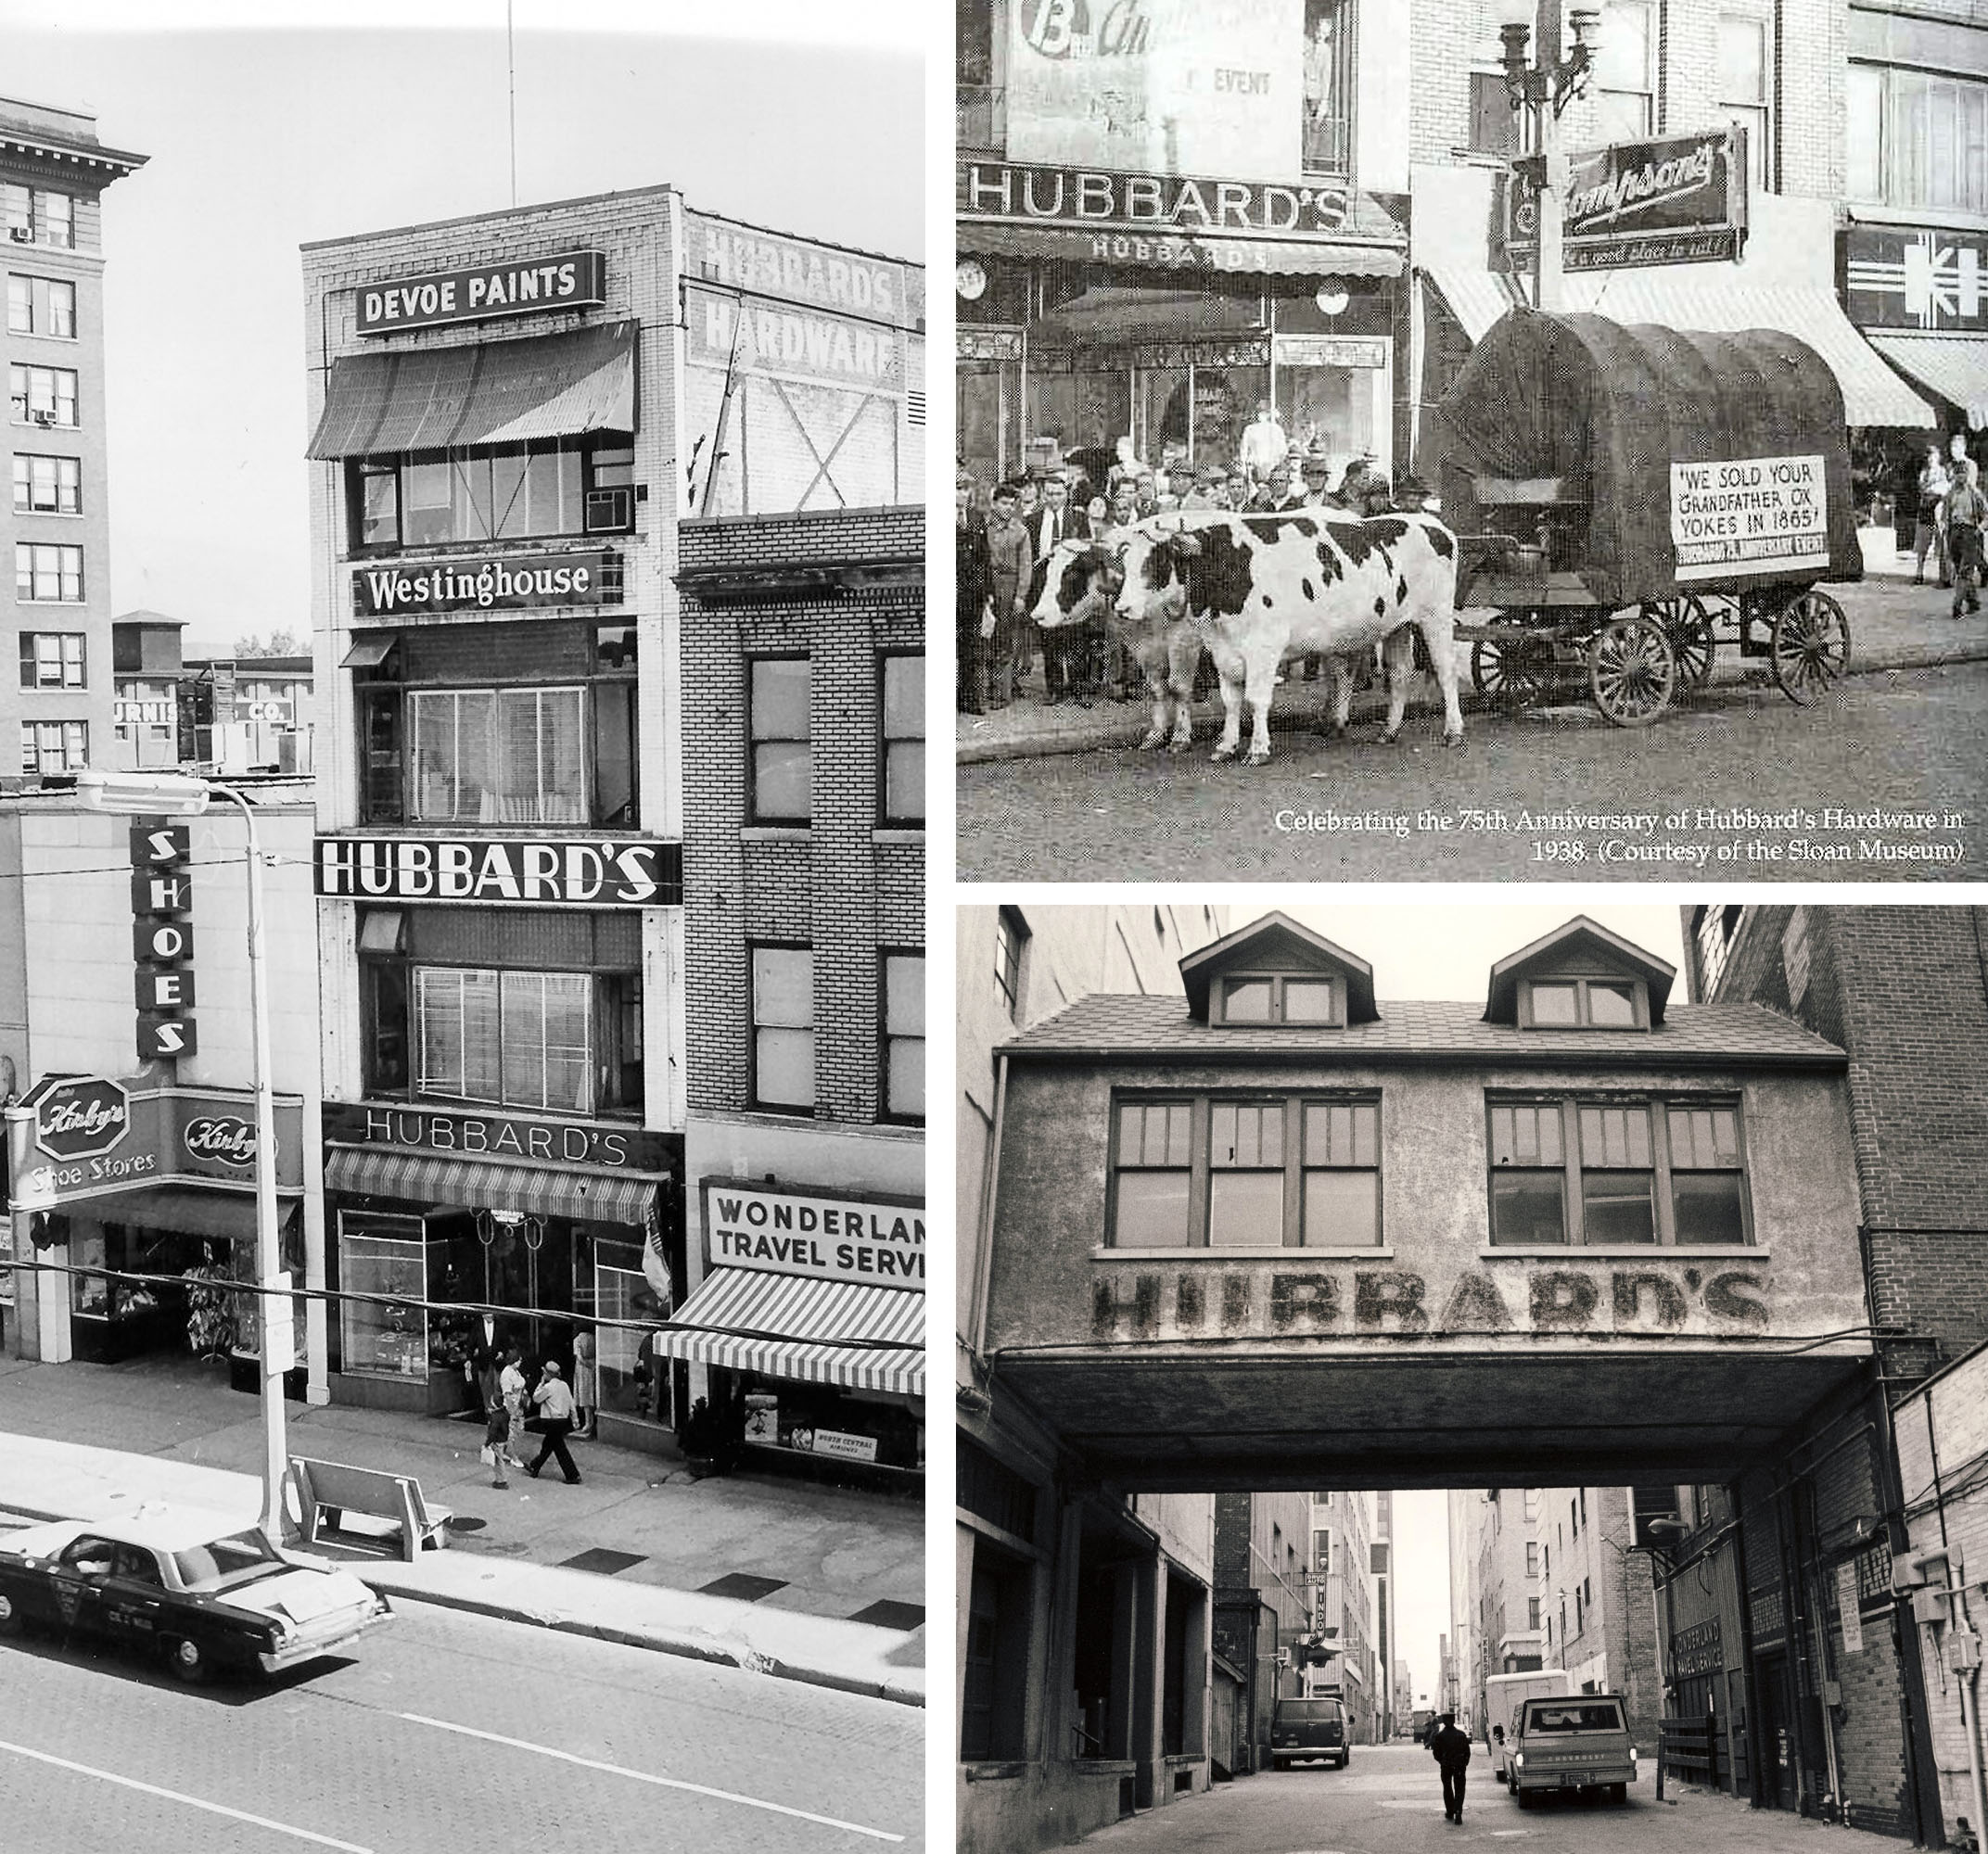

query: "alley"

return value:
[1067, 1745, 1904, 1854]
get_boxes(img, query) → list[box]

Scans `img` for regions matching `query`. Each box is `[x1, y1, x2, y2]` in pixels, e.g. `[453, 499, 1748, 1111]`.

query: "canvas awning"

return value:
[76, 1184, 299, 1244]
[306, 320, 636, 460]
[1421, 268, 1931, 429]
[961, 219, 1403, 279]
[652, 1266, 924, 1397]
[1867, 333, 1988, 428]
[323, 1146, 658, 1225]
[1035, 286, 1267, 347]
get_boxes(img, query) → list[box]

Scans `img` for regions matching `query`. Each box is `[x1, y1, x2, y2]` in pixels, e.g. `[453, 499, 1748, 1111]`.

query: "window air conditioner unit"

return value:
[31, 412, 55, 426]
[7, 226, 32, 243]
[584, 486, 635, 535]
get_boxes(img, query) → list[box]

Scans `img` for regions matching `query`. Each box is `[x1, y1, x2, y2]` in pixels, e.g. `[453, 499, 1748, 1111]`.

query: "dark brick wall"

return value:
[678, 505, 923, 1127]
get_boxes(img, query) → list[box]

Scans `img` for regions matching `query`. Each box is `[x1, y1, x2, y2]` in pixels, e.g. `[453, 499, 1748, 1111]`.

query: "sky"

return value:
[1, 0, 924, 652]
[1257, 903, 1689, 1707]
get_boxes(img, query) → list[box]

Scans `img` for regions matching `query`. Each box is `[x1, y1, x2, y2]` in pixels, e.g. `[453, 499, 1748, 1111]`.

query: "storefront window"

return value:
[415, 967, 593, 1112]
[70, 1224, 110, 1318]
[338, 1216, 429, 1378]
[737, 1374, 924, 1473]
[407, 687, 586, 825]
[593, 1234, 671, 1425]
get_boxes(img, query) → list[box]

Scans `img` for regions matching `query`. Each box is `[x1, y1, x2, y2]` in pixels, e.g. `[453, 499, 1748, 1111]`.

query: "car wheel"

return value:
[1514, 1786, 1533, 1810]
[1610, 1783, 1628, 1805]
[0, 1590, 23, 1637]
[1338, 1754, 1350, 1769]
[161, 1634, 210, 1683]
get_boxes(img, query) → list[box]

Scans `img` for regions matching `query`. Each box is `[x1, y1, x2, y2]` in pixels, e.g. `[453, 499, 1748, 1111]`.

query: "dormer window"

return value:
[1521, 977, 1646, 1030]
[1217, 974, 1344, 1027]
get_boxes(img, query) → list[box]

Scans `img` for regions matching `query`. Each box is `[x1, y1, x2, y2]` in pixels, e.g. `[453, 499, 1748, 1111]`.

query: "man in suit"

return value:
[1031, 472, 1093, 705]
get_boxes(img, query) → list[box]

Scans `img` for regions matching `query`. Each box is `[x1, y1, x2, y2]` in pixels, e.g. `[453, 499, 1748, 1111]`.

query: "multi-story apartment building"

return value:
[1307, 1488, 1379, 1740]
[1664, 906, 1988, 1838]
[1214, 1490, 1313, 1772]
[958, 903, 1230, 1854]
[664, 505, 925, 1481]
[1536, 1484, 1661, 1745]
[1374, 1488, 1399, 1733]
[302, 187, 922, 1455]
[1838, 3, 1988, 443]
[4, 96, 145, 788]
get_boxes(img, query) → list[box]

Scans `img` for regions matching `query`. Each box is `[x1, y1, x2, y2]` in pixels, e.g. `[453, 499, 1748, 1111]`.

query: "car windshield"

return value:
[1277, 1699, 1344, 1722]
[1525, 1702, 1625, 1733]
[171, 1529, 282, 1592]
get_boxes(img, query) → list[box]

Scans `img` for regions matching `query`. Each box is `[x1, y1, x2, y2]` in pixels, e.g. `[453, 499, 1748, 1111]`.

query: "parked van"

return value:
[1484, 1669, 1574, 1784]
[1269, 1695, 1350, 1770]
[1509, 1693, 1638, 1807]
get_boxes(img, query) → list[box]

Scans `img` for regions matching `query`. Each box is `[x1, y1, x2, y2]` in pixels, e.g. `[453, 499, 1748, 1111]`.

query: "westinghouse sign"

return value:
[356, 250, 607, 335]
[702, 1178, 925, 1289]
[351, 550, 618, 617]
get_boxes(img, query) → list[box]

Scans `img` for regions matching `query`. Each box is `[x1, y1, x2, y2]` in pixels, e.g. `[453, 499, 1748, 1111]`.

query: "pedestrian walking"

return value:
[1915, 444, 1953, 586]
[1431, 1712, 1472, 1822]
[570, 1327, 597, 1439]
[527, 1361, 583, 1484]
[1943, 458, 1987, 619]
[498, 1346, 529, 1472]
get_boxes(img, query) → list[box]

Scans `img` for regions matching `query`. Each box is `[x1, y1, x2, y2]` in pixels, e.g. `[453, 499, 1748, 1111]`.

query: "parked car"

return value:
[0, 1508, 390, 1683]
[1510, 1694, 1638, 1807]
[1270, 1695, 1350, 1769]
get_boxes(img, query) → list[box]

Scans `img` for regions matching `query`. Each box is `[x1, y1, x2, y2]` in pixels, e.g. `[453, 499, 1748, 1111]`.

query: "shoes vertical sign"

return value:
[132, 821, 198, 1062]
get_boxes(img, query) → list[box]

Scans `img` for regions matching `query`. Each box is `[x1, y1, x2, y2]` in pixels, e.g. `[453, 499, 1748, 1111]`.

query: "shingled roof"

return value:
[1000, 994, 1844, 1066]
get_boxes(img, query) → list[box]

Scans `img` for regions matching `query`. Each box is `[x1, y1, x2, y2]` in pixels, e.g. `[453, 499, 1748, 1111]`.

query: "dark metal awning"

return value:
[82, 1184, 299, 1244]
[323, 1146, 658, 1225]
[307, 320, 637, 460]
[339, 632, 398, 667]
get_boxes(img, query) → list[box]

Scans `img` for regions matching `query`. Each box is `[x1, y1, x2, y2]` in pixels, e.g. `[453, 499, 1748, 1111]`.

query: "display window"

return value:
[733, 1371, 924, 1475]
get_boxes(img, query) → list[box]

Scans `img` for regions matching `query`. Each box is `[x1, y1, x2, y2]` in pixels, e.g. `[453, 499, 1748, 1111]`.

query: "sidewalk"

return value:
[960, 540, 1988, 765]
[0, 1352, 924, 1706]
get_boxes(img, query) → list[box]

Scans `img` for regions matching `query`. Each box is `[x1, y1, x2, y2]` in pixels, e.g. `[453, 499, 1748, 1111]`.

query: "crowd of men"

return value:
[956, 401, 1408, 716]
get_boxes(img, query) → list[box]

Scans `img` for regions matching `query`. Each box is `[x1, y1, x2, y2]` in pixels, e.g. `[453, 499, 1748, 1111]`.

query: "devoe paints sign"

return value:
[702, 1179, 925, 1289]
[1670, 454, 1828, 578]
[355, 251, 606, 335]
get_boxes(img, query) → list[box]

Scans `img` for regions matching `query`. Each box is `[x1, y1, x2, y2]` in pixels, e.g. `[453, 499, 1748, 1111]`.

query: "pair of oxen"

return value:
[1029, 508, 1466, 764]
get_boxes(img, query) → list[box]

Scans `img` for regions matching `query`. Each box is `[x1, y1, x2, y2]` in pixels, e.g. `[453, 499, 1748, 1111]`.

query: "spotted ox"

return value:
[1030, 538, 1204, 751]
[1115, 510, 1463, 764]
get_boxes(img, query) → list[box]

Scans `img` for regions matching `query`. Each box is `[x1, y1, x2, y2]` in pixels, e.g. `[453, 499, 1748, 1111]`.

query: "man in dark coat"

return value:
[1431, 1712, 1472, 1822]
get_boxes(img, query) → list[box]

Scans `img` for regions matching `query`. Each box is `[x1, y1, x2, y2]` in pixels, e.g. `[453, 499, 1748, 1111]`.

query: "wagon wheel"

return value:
[1587, 612, 1676, 726]
[1642, 595, 1715, 688]
[1770, 588, 1851, 705]
[1471, 630, 1555, 707]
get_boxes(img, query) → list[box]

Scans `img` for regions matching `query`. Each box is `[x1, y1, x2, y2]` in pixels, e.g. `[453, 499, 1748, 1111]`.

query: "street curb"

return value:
[955, 641, 1988, 766]
[1, 1494, 925, 1710]
[365, 1579, 926, 1708]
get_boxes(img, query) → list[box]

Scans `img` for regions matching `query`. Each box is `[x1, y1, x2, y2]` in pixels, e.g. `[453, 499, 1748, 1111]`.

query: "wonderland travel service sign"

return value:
[702, 1178, 925, 1290]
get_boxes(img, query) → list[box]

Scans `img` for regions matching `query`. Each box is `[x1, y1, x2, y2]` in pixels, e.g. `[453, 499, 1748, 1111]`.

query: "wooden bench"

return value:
[287, 1457, 452, 1562]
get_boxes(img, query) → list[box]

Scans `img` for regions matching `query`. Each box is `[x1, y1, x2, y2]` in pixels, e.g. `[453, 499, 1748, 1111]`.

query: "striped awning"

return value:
[1867, 333, 1988, 428]
[306, 319, 636, 460]
[654, 1266, 924, 1397]
[323, 1145, 658, 1225]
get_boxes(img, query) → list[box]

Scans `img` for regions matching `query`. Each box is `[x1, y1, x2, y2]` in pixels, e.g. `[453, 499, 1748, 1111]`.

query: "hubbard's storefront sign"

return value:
[356, 250, 606, 335]
[352, 550, 618, 617]
[961, 159, 1359, 238]
[324, 1100, 673, 1173]
[314, 836, 682, 907]
[6, 1077, 306, 1212]
[703, 1178, 925, 1289]
[1508, 127, 1748, 271]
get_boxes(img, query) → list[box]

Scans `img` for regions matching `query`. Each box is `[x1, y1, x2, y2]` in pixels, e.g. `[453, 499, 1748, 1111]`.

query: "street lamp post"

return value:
[76, 768, 289, 1544]
[1499, 1, 1603, 312]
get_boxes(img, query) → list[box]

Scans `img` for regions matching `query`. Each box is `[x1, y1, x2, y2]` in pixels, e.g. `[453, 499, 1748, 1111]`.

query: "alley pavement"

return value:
[1072, 1742, 1926, 1854]
[0, 1352, 924, 1706]
[959, 541, 1988, 765]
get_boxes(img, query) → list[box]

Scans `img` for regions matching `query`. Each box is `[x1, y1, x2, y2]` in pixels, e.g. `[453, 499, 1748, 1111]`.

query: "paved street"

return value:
[0, 1600, 920, 1852]
[1066, 1744, 1900, 1854]
[958, 662, 1988, 882]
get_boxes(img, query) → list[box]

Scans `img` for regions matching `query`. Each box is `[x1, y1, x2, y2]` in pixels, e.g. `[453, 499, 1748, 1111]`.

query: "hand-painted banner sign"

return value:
[1090, 1262, 1771, 1340]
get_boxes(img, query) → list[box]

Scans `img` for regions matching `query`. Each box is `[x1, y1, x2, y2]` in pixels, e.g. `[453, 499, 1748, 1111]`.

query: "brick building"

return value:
[301, 185, 920, 1448]
[662, 504, 925, 1480]
[1213, 1489, 1314, 1773]
[1661, 905, 1988, 1838]
[1308, 1487, 1380, 1740]
[5, 95, 146, 787]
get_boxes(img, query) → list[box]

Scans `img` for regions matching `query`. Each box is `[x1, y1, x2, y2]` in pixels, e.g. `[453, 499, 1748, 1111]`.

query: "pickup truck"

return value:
[1509, 1695, 1638, 1807]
